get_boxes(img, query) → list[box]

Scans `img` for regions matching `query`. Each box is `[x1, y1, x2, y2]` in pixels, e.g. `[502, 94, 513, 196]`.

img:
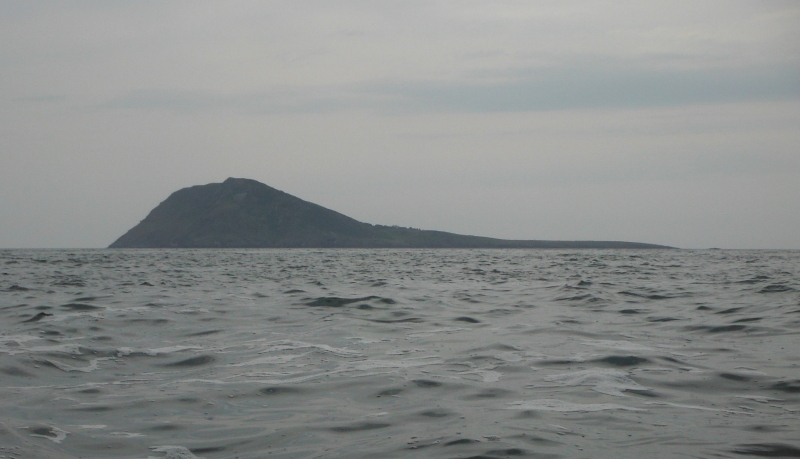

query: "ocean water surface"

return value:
[1, 249, 798, 458]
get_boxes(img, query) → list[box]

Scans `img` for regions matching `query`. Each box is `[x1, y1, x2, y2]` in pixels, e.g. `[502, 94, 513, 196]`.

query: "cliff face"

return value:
[109, 178, 672, 249]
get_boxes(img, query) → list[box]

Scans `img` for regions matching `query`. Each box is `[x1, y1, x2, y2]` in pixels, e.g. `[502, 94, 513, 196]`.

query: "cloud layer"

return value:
[1, 1, 799, 248]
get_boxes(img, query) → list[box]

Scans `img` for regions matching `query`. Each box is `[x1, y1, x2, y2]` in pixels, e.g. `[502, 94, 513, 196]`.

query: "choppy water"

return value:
[1, 249, 798, 459]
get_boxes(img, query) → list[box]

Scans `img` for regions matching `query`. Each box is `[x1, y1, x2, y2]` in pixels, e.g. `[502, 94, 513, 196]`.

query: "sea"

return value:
[0, 248, 798, 459]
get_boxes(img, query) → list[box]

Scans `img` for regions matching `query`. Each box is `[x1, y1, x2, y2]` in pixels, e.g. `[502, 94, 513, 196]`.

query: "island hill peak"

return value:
[109, 178, 672, 249]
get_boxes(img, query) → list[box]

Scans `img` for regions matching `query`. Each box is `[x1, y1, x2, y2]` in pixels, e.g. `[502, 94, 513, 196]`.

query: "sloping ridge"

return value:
[109, 178, 672, 249]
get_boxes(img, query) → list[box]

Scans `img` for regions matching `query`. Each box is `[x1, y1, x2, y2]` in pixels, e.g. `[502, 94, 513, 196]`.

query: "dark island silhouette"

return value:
[109, 178, 672, 249]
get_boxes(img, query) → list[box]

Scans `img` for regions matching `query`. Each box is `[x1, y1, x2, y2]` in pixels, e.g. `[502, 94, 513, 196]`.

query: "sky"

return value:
[1, 1, 799, 249]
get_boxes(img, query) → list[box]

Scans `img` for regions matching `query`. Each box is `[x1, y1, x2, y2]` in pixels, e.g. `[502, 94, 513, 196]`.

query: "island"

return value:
[109, 178, 672, 249]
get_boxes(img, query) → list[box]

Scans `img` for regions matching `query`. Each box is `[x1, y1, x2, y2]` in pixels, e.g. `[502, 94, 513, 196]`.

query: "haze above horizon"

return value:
[1, 2, 798, 249]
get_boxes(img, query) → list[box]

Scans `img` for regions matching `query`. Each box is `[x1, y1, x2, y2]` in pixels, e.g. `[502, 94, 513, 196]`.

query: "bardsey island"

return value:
[109, 178, 672, 249]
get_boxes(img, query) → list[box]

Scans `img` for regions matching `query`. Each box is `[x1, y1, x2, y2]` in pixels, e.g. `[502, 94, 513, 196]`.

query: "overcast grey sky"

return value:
[2, 1, 799, 249]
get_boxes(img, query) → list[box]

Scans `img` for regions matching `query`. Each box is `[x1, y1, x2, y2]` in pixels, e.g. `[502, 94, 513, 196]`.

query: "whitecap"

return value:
[347, 337, 393, 344]
[386, 349, 424, 355]
[1, 334, 41, 345]
[148, 445, 203, 459]
[175, 307, 210, 314]
[351, 356, 442, 371]
[492, 351, 525, 362]
[645, 401, 745, 414]
[258, 340, 361, 357]
[507, 399, 644, 412]
[731, 368, 769, 376]
[29, 343, 84, 355]
[458, 369, 502, 383]
[42, 358, 104, 373]
[407, 327, 467, 337]
[580, 340, 654, 352]
[116, 347, 133, 356]
[144, 346, 204, 356]
[112, 431, 145, 437]
[1, 335, 55, 355]
[227, 353, 308, 367]
[29, 426, 69, 443]
[543, 369, 649, 397]
[733, 395, 783, 403]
